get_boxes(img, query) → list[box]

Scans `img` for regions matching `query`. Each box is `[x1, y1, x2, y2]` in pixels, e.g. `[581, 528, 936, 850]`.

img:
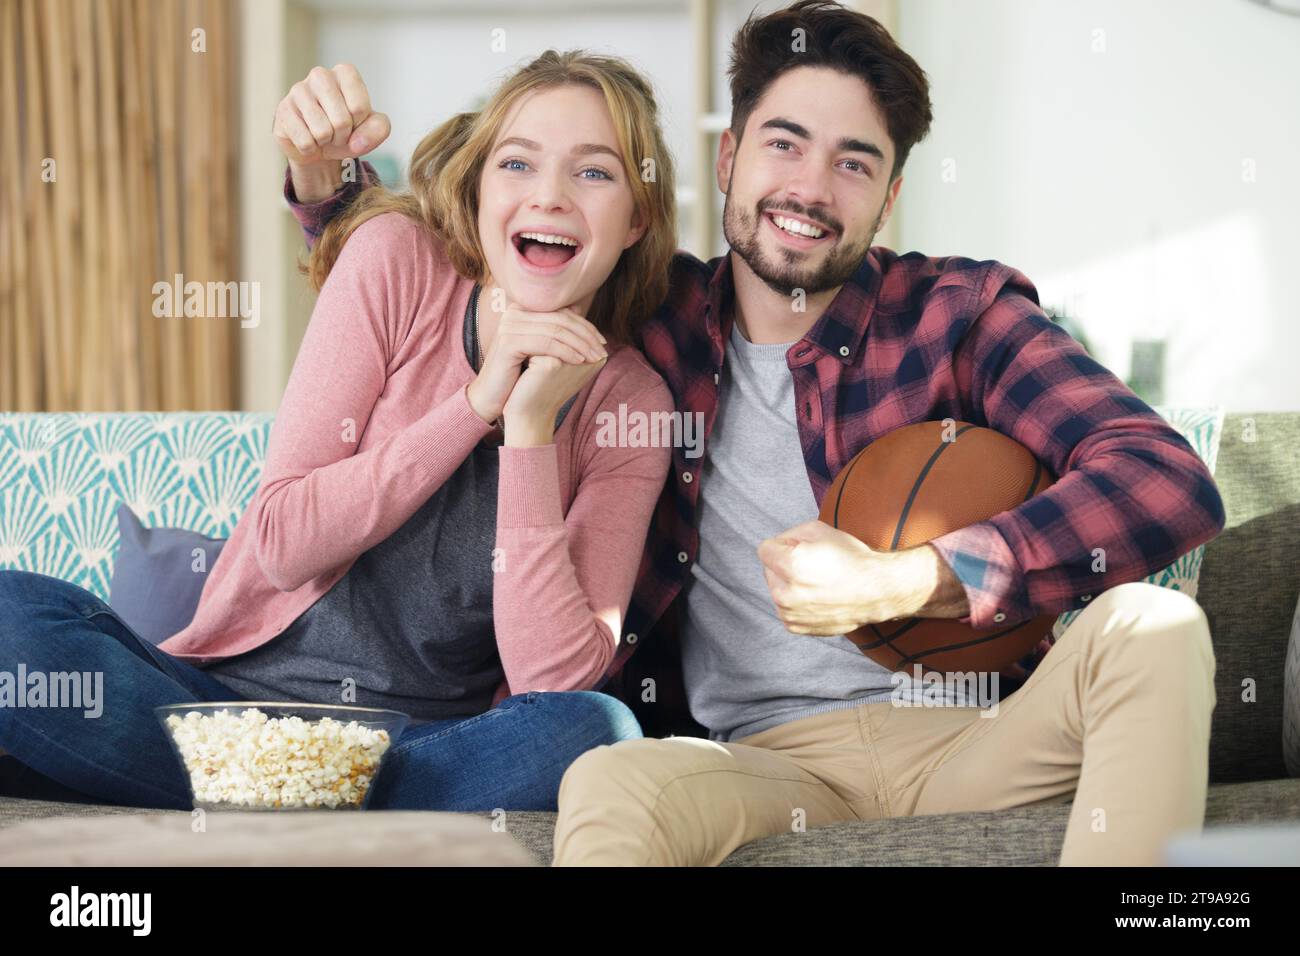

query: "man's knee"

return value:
[1089, 581, 1214, 664]
[559, 736, 715, 809]
[562, 737, 662, 799]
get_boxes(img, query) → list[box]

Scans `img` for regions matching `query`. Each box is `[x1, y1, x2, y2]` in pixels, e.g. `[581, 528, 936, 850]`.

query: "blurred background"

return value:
[3, 0, 1298, 413]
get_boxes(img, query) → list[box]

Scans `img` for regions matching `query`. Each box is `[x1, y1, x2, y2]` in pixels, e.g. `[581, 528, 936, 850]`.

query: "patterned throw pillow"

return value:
[1051, 405, 1226, 640]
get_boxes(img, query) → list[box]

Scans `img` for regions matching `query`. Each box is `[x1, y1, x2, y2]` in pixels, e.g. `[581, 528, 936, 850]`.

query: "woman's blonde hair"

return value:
[307, 49, 677, 346]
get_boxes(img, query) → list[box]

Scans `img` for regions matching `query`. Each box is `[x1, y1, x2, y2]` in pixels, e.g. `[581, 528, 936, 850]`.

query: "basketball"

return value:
[818, 420, 1058, 678]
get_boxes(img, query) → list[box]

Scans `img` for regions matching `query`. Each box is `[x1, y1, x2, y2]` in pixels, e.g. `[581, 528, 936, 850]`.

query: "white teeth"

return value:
[517, 232, 579, 247]
[772, 215, 825, 239]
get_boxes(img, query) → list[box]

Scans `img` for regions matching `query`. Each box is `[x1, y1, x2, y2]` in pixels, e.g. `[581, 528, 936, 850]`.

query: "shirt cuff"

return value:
[498, 443, 565, 528]
[282, 165, 350, 243]
[927, 518, 1031, 630]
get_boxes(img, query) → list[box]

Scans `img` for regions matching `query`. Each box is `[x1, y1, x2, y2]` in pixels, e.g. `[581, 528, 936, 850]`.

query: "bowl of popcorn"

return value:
[155, 703, 409, 811]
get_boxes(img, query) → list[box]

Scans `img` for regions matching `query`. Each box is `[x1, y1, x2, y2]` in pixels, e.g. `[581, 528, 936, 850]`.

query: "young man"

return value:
[276, 0, 1224, 865]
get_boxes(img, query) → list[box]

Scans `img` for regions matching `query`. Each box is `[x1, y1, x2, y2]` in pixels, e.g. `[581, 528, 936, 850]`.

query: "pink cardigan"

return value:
[159, 213, 672, 708]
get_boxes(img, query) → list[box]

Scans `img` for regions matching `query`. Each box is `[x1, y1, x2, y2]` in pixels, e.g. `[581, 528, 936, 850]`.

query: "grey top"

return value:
[205, 286, 575, 723]
[680, 320, 958, 743]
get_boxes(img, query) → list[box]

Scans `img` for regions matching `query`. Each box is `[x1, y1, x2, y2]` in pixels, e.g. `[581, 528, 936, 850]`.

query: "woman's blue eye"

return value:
[580, 167, 613, 181]
[499, 158, 529, 171]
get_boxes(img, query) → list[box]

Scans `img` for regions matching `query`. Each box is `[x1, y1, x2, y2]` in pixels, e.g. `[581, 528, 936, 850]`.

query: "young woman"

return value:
[0, 50, 676, 812]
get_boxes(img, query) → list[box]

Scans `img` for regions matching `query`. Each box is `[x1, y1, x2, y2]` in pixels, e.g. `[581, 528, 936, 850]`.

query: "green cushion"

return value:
[0, 413, 272, 601]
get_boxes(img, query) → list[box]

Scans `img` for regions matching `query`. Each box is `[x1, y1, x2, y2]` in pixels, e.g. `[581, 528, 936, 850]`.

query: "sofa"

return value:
[1, 410, 1298, 865]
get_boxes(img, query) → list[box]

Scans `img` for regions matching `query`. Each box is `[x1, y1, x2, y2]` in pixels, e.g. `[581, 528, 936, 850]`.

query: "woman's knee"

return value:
[0, 571, 58, 653]
[0, 572, 132, 677]
[0, 570, 92, 618]
[527, 689, 644, 744]
[0, 569, 41, 611]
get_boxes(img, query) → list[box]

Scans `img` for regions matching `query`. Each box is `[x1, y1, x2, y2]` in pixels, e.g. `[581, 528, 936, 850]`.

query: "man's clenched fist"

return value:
[273, 64, 390, 202]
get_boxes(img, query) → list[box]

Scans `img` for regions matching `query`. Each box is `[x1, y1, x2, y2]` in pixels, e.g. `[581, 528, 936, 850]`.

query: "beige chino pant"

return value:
[553, 581, 1217, 866]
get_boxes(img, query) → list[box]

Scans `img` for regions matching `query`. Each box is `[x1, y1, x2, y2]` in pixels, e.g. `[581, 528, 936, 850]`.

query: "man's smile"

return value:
[762, 209, 836, 250]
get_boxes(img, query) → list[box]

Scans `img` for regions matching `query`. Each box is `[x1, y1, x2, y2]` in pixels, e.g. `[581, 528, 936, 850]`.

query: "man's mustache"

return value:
[757, 200, 841, 237]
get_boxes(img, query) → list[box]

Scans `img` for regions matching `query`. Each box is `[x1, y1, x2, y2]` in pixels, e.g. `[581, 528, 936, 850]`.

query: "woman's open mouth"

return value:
[511, 229, 583, 276]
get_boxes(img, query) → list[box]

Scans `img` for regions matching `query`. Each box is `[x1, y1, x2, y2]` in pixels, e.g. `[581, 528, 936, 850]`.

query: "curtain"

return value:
[0, 0, 238, 411]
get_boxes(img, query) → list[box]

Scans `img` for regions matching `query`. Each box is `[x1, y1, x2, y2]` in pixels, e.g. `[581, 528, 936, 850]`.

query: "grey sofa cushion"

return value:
[1164, 821, 1300, 865]
[108, 504, 226, 645]
[714, 778, 1300, 866]
[490, 779, 1300, 865]
[0, 810, 537, 866]
[1285, 592, 1300, 778]
[1198, 413, 1300, 783]
[3, 778, 1297, 866]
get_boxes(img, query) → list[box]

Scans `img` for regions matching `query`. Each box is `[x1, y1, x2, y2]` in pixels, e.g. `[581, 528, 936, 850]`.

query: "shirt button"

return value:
[838, 346, 850, 357]
[682, 470, 693, 483]
[626, 632, 638, 645]
[714, 372, 720, 384]
[1081, 595, 1091, 602]
[677, 551, 689, 564]
[993, 612, 1007, 623]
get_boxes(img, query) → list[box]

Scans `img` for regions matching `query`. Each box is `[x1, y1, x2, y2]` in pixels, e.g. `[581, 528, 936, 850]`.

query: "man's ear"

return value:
[877, 174, 904, 233]
[716, 128, 737, 194]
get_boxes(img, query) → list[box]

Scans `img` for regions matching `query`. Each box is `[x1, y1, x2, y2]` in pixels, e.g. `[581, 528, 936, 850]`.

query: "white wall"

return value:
[313, 0, 896, 262]
[238, 0, 330, 412]
[308, 0, 1299, 412]
[895, 0, 1300, 412]
[315, 2, 699, 247]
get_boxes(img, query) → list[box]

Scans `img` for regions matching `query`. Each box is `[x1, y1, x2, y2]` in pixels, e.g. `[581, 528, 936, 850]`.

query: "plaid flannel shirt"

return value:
[288, 163, 1226, 737]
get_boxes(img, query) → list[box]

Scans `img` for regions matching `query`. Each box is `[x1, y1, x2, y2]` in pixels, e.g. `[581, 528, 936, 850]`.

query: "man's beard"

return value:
[723, 193, 880, 297]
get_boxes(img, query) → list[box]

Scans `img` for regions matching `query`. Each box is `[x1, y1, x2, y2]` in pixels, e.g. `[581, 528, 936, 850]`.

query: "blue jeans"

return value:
[0, 570, 642, 811]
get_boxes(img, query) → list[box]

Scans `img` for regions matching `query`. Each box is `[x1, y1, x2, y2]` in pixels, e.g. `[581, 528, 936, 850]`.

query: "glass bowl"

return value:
[154, 702, 409, 811]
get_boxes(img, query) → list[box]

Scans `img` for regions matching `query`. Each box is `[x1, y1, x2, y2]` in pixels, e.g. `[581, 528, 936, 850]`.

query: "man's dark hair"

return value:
[726, 0, 934, 183]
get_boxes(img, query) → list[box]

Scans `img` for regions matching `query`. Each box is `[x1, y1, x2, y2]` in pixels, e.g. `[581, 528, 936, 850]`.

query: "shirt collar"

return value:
[704, 249, 885, 367]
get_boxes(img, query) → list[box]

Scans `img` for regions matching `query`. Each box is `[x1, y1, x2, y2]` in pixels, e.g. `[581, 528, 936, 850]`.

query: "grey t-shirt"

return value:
[680, 320, 957, 742]
[206, 286, 574, 723]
